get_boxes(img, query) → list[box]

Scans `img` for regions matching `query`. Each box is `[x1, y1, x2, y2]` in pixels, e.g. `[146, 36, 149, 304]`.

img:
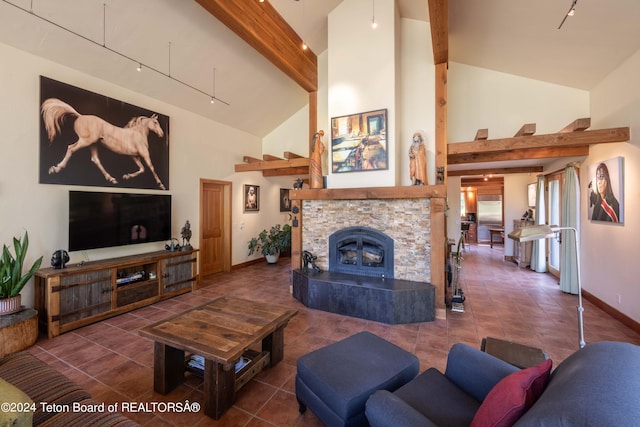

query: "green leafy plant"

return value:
[0, 231, 43, 298]
[248, 224, 292, 257]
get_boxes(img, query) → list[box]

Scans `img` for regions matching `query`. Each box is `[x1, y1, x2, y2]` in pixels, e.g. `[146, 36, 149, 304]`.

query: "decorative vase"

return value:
[0, 295, 22, 315]
[265, 252, 280, 264]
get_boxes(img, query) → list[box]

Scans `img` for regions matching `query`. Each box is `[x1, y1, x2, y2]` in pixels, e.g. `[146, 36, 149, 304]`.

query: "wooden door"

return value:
[200, 180, 231, 276]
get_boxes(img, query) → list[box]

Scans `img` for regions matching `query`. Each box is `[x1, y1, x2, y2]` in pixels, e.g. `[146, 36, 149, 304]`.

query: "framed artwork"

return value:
[244, 185, 260, 212]
[280, 188, 291, 212]
[39, 76, 170, 190]
[330, 108, 388, 173]
[587, 157, 623, 223]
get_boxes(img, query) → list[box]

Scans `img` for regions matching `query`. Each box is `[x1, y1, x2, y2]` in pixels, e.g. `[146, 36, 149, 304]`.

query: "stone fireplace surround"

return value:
[302, 198, 430, 281]
[289, 186, 447, 321]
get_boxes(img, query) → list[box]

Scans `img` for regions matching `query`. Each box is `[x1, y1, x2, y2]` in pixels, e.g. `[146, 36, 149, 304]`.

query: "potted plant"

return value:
[0, 231, 43, 315]
[248, 224, 292, 264]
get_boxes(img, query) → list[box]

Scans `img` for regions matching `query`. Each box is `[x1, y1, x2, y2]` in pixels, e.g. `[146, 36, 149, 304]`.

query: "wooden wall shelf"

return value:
[290, 185, 447, 201]
[448, 118, 629, 166]
[234, 152, 309, 176]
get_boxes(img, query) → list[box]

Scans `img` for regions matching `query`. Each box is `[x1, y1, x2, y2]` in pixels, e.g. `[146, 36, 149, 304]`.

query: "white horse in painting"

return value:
[41, 98, 167, 190]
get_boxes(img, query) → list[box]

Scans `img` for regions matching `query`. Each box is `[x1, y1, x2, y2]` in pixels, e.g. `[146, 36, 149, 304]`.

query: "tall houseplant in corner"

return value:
[248, 224, 292, 264]
[0, 231, 43, 315]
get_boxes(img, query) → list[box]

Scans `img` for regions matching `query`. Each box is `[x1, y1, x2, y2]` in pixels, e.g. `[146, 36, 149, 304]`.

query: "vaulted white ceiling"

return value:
[1, 0, 639, 140]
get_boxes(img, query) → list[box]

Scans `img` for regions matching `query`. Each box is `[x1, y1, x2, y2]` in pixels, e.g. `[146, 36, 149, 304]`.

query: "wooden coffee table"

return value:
[139, 296, 297, 419]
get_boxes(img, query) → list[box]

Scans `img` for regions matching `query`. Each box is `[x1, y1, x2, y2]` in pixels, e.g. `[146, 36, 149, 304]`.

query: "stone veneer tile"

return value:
[302, 198, 431, 282]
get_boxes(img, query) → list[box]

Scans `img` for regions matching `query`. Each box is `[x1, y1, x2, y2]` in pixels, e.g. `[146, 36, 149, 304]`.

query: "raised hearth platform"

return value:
[292, 269, 435, 324]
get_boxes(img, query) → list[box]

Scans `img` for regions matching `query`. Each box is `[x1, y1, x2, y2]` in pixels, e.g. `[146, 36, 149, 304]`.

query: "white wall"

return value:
[327, 0, 398, 188]
[399, 19, 436, 186]
[317, 50, 330, 175]
[262, 105, 309, 157]
[586, 47, 640, 322]
[448, 63, 590, 142]
[0, 41, 286, 307]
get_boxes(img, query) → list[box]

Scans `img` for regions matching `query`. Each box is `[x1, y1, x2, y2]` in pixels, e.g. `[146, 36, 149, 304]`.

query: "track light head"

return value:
[558, 0, 578, 29]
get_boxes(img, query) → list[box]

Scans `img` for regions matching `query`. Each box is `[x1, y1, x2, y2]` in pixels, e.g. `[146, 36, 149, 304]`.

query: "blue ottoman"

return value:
[296, 331, 419, 427]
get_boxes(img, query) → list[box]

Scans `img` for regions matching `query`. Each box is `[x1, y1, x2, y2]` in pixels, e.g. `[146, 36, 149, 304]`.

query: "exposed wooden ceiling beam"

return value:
[262, 167, 308, 177]
[448, 166, 543, 176]
[449, 146, 590, 164]
[428, 0, 448, 65]
[463, 182, 505, 189]
[461, 177, 504, 187]
[195, 0, 317, 92]
[447, 126, 629, 165]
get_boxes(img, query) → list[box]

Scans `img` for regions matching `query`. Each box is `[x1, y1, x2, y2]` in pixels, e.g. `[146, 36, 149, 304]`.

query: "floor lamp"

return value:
[508, 224, 585, 349]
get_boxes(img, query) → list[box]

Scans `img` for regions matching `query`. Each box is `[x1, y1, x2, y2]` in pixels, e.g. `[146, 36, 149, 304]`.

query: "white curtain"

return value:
[560, 165, 580, 294]
[530, 175, 547, 272]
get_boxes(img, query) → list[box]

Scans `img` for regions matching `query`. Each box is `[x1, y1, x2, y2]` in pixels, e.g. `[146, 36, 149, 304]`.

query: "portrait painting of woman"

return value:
[588, 158, 623, 223]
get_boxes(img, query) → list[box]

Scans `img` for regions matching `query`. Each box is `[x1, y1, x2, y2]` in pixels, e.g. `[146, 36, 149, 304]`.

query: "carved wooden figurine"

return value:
[310, 130, 325, 189]
[409, 131, 428, 185]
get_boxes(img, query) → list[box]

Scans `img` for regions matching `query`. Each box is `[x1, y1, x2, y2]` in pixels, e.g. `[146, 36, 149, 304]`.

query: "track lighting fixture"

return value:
[558, 0, 578, 29]
[3, 0, 230, 105]
[371, 0, 377, 29]
[299, 0, 308, 50]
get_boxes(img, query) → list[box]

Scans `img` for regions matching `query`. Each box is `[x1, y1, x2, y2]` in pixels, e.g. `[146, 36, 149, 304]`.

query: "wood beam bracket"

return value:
[474, 129, 488, 140]
[559, 118, 591, 133]
[514, 123, 536, 137]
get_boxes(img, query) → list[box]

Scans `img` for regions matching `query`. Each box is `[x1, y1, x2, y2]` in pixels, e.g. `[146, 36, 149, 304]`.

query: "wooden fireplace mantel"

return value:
[290, 185, 447, 201]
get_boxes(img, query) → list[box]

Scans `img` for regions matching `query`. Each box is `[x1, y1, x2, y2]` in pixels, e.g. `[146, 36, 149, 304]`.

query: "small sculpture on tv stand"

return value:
[180, 220, 193, 251]
[302, 250, 322, 274]
[165, 238, 180, 252]
[50, 249, 69, 270]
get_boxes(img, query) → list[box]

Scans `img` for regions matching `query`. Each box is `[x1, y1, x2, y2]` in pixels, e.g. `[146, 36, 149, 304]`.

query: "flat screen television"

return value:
[69, 191, 171, 251]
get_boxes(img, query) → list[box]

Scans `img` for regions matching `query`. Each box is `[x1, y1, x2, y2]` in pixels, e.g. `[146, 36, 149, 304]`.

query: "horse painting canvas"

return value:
[39, 76, 170, 190]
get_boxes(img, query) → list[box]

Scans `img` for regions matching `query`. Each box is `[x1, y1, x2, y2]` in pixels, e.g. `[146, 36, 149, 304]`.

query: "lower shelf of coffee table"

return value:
[185, 349, 271, 392]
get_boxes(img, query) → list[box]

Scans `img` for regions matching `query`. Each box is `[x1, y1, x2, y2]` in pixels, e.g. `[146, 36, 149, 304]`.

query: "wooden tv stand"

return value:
[35, 249, 198, 338]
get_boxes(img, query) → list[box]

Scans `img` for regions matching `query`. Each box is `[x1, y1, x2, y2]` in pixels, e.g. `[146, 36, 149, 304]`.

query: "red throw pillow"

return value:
[471, 358, 552, 427]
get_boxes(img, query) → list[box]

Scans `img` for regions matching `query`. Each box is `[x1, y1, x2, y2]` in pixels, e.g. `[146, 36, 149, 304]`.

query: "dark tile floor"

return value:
[29, 244, 640, 426]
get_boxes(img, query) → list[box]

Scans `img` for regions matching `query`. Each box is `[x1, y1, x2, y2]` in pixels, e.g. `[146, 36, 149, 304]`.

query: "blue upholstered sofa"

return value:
[366, 341, 640, 427]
